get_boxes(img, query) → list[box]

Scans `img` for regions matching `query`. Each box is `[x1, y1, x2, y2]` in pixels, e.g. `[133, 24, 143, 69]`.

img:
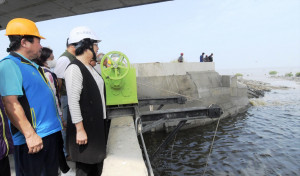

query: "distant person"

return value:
[204, 55, 208, 62]
[0, 95, 14, 176]
[200, 52, 205, 62]
[208, 53, 213, 62]
[178, 53, 184, 63]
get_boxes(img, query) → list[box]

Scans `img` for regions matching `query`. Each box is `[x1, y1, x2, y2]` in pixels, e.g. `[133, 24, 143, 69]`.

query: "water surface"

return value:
[144, 79, 300, 176]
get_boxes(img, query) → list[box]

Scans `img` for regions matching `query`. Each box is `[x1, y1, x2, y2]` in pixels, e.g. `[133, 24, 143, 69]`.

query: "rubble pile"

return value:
[238, 78, 289, 99]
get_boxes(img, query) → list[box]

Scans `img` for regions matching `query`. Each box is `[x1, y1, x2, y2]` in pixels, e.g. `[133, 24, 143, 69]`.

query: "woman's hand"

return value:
[75, 122, 88, 145]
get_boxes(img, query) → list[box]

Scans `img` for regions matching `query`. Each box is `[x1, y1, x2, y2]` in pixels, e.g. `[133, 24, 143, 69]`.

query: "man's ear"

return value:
[71, 45, 76, 51]
[20, 38, 27, 48]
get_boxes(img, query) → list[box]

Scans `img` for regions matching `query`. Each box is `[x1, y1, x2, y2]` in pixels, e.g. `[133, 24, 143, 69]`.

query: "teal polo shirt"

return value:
[0, 53, 62, 145]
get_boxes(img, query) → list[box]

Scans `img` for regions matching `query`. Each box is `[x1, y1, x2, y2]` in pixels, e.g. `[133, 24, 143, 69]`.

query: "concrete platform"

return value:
[102, 116, 149, 176]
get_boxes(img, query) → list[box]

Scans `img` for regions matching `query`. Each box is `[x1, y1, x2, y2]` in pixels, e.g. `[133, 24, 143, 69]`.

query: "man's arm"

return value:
[3, 95, 43, 154]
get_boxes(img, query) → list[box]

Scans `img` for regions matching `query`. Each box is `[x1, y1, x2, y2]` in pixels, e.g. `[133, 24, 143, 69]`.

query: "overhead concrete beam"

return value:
[0, 0, 170, 30]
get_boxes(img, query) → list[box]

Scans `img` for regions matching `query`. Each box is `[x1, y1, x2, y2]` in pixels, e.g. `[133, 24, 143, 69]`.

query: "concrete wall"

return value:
[132, 62, 215, 77]
[132, 62, 249, 132]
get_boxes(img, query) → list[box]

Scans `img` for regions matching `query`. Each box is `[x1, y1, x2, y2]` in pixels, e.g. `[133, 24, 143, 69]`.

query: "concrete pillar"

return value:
[102, 116, 150, 176]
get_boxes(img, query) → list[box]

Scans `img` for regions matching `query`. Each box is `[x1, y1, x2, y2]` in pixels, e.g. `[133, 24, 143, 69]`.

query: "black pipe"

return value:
[151, 120, 187, 159]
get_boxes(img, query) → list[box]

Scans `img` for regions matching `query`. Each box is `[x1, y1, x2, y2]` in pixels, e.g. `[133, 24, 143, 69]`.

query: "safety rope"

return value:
[202, 115, 222, 176]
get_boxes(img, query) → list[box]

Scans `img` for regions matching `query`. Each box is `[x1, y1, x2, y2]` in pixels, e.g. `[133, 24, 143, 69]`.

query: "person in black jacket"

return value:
[208, 53, 214, 62]
[64, 26, 108, 176]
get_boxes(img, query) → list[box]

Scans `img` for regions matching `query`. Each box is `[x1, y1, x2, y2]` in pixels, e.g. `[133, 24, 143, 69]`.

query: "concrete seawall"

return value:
[132, 62, 250, 131]
[133, 62, 215, 77]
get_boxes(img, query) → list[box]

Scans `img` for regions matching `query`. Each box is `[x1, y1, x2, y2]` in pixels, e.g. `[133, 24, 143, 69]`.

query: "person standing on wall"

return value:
[178, 53, 184, 63]
[200, 52, 205, 62]
[0, 95, 14, 176]
[64, 26, 108, 176]
[204, 55, 208, 62]
[208, 53, 213, 62]
[0, 18, 63, 176]
[54, 35, 77, 159]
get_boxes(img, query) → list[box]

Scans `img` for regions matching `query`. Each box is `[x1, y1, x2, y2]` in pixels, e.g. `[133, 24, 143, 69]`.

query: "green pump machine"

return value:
[100, 51, 138, 107]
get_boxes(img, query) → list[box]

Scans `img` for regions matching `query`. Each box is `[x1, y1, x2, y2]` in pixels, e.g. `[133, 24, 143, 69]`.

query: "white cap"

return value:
[68, 26, 101, 44]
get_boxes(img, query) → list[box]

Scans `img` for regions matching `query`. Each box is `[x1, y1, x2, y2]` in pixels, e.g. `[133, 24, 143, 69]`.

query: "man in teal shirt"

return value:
[0, 18, 62, 176]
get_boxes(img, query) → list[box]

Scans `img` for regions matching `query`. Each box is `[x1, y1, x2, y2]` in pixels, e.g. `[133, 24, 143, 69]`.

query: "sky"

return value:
[0, 0, 299, 70]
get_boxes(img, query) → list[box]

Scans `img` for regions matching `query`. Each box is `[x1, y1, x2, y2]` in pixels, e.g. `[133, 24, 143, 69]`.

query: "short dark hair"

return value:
[75, 39, 95, 56]
[7, 35, 35, 52]
[32, 47, 53, 66]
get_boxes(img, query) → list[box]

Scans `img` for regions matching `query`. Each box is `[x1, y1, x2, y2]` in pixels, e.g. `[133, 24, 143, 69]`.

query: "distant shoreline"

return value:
[270, 76, 300, 83]
[217, 67, 299, 78]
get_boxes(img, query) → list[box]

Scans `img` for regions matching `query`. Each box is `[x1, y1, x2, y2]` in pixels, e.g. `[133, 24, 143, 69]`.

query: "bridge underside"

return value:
[0, 0, 170, 30]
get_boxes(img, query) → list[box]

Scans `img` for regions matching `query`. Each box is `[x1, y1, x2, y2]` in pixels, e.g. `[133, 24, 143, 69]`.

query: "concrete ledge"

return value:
[132, 62, 215, 77]
[102, 116, 149, 176]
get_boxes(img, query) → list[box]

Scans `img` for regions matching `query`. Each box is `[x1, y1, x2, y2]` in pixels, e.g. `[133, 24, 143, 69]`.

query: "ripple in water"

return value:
[144, 86, 300, 176]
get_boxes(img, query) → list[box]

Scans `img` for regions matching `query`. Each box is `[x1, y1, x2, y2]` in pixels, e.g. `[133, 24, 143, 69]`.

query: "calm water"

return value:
[144, 78, 300, 176]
